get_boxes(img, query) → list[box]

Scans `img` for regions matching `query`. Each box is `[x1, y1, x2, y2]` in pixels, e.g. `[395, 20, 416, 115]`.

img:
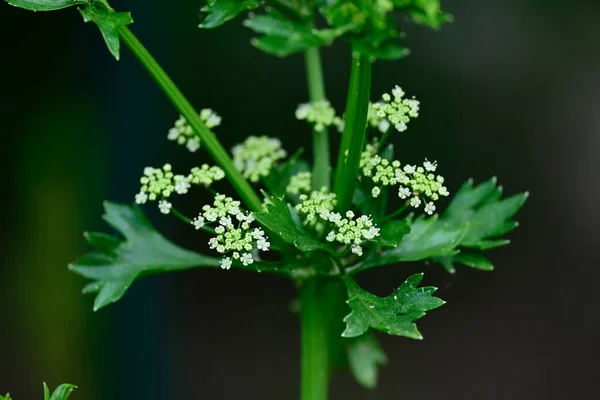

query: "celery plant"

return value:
[3, 0, 528, 398]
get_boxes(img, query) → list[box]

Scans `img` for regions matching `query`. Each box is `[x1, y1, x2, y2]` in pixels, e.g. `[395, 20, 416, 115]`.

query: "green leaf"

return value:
[79, 4, 133, 60]
[442, 178, 529, 250]
[254, 193, 334, 253]
[69, 202, 221, 311]
[436, 252, 494, 274]
[5, 0, 87, 11]
[407, 0, 453, 29]
[351, 38, 410, 61]
[357, 215, 465, 271]
[342, 274, 444, 339]
[346, 332, 387, 389]
[44, 383, 77, 400]
[200, 0, 262, 29]
[377, 219, 410, 247]
[0, 394, 12, 400]
[263, 149, 309, 198]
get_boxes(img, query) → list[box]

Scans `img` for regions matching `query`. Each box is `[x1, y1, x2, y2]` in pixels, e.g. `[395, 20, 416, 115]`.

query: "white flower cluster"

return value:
[232, 136, 287, 182]
[167, 109, 222, 152]
[192, 194, 270, 270]
[367, 102, 391, 133]
[295, 188, 337, 224]
[324, 211, 380, 257]
[372, 85, 420, 132]
[286, 171, 312, 195]
[134, 163, 225, 214]
[295, 100, 343, 132]
[360, 145, 449, 215]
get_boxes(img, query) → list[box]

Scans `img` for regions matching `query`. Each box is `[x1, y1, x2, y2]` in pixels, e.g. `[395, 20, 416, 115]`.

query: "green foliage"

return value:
[43, 383, 77, 400]
[199, 0, 451, 60]
[355, 178, 527, 273]
[345, 332, 387, 389]
[0, 394, 11, 400]
[70, 202, 221, 311]
[79, 3, 133, 60]
[263, 150, 310, 198]
[5, 0, 87, 11]
[342, 274, 444, 339]
[199, 0, 261, 29]
[254, 192, 334, 253]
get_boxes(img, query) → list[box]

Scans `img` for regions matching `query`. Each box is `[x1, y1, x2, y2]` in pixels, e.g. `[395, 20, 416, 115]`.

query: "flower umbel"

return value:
[295, 188, 337, 224]
[286, 171, 313, 195]
[167, 108, 222, 152]
[232, 136, 287, 182]
[295, 100, 343, 132]
[372, 85, 420, 132]
[194, 194, 270, 270]
[324, 211, 380, 257]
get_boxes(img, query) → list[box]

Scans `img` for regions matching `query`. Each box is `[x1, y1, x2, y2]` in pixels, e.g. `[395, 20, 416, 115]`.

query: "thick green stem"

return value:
[334, 51, 372, 210]
[300, 279, 330, 400]
[117, 26, 263, 212]
[304, 47, 331, 190]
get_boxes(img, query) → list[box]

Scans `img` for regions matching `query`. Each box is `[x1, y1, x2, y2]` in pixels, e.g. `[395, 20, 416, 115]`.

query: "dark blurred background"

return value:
[1, 0, 599, 399]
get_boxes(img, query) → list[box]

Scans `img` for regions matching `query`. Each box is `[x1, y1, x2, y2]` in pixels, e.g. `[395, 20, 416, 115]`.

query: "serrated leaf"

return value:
[346, 332, 387, 389]
[5, 0, 87, 11]
[352, 38, 410, 61]
[79, 4, 133, 60]
[200, 0, 261, 29]
[377, 219, 410, 247]
[254, 193, 334, 253]
[69, 202, 221, 311]
[442, 178, 528, 250]
[342, 274, 444, 339]
[44, 383, 77, 400]
[436, 251, 494, 273]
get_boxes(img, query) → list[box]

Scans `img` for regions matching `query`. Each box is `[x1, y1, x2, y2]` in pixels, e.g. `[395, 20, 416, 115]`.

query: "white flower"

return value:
[403, 164, 416, 174]
[257, 239, 270, 251]
[438, 186, 449, 196]
[351, 244, 363, 257]
[326, 231, 336, 242]
[186, 138, 201, 152]
[192, 215, 205, 230]
[423, 160, 437, 172]
[219, 216, 232, 227]
[135, 192, 148, 204]
[174, 176, 191, 194]
[398, 186, 411, 199]
[158, 200, 172, 214]
[424, 202, 436, 215]
[220, 257, 232, 270]
[251, 228, 265, 240]
[371, 186, 381, 198]
[410, 197, 421, 208]
[240, 253, 254, 266]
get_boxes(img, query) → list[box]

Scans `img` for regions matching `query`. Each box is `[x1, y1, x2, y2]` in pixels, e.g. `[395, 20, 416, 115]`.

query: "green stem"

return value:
[300, 279, 330, 400]
[304, 47, 331, 190]
[380, 205, 408, 223]
[117, 26, 263, 212]
[333, 51, 372, 210]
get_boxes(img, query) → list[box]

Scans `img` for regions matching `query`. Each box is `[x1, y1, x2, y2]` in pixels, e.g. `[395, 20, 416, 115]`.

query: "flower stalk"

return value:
[117, 26, 263, 212]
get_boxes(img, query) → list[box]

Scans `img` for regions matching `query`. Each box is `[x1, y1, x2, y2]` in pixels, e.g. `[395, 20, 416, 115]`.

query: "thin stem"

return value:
[300, 279, 329, 400]
[304, 47, 331, 190]
[380, 205, 409, 223]
[333, 51, 372, 211]
[117, 26, 263, 212]
[172, 207, 216, 234]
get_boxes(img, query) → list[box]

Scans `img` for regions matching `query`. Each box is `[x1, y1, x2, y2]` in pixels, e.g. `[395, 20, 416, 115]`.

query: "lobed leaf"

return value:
[199, 0, 262, 29]
[79, 3, 133, 60]
[345, 332, 388, 389]
[69, 202, 221, 311]
[342, 273, 444, 339]
[254, 193, 334, 253]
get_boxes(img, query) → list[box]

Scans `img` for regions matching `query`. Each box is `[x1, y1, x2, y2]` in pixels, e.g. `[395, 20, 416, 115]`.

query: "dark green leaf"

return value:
[342, 274, 444, 338]
[377, 219, 410, 247]
[254, 193, 334, 253]
[263, 149, 309, 197]
[442, 178, 529, 250]
[200, 0, 261, 29]
[79, 4, 133, 60]
[356, 215, 465, 272]
[44, 383, 77, 400]
[0, 394, 11, 400]
[346, 332, 387, 389]
[407, 0, 453, 29]
[69, 202, 221, 311]
[5, 0, 87, 11]
[352, 38, 410, 61]
[436, 252, 494, 274]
